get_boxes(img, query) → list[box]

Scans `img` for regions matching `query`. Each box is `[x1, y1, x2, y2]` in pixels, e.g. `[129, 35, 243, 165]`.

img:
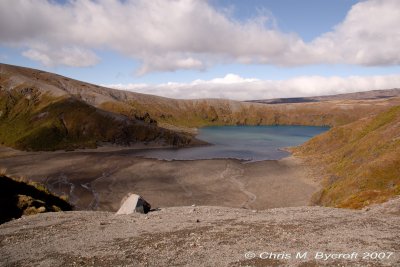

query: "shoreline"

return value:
[0, 143, 293, 163]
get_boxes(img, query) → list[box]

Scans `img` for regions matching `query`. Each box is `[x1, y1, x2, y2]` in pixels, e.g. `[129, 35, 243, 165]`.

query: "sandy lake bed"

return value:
[0, 145, 319, 211]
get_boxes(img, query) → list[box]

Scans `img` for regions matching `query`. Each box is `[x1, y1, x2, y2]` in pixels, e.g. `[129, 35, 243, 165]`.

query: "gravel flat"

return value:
[0, 146, 317, 211]
[1, 198, 399, 267]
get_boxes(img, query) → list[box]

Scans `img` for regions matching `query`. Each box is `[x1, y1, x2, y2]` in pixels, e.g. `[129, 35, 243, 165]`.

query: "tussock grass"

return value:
[0, 167, 7, 176]
[294, 106, 400, 209]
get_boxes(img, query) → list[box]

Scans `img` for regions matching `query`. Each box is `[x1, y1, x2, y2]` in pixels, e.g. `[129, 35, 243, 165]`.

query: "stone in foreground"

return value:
[116, 193, 151, 214]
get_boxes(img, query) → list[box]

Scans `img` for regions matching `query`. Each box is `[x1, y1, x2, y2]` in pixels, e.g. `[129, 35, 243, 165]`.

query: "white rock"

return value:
[116, 193, 151, 215]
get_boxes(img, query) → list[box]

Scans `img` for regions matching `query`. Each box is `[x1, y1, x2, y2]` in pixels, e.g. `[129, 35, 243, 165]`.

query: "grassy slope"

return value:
[0, 87, 199, 151]
[0, 174, 73, 224]
[293, 105, 400, 209]
[100, 98, 395, 129]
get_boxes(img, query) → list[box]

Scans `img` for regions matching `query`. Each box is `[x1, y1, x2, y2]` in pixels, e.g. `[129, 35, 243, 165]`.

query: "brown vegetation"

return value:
[293, 106, 400, 209]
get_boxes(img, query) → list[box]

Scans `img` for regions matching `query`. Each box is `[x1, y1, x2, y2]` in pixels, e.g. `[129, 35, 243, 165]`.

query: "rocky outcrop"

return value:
[0, 175, 72, 224]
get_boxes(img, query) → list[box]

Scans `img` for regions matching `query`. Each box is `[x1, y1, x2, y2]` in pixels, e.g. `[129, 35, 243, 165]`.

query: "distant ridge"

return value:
[247, 88, 400, 104]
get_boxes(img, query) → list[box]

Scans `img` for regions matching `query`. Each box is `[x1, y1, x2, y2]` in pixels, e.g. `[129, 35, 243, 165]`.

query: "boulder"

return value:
[116, 193, 151, 215]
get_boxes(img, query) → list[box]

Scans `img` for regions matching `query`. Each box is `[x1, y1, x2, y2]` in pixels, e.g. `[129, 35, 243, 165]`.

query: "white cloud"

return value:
[207, 74, 260, 84]
[22, 44, 99, 67]
[306, 0, 400, 66]
[0, 0, 399, 71]
[107, 73, 400, 100]
[136, 55, 205, 75]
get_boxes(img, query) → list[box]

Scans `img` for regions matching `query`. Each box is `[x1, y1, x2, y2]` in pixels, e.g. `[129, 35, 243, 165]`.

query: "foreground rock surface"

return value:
[1, 201, 399, 267]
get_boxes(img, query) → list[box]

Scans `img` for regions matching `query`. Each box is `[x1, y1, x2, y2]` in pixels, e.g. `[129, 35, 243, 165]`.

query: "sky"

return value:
[1, 0, 400, 100]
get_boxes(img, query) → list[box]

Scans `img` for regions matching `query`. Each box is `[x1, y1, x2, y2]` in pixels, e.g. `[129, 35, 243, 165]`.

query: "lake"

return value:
[132, 125, 328, 161]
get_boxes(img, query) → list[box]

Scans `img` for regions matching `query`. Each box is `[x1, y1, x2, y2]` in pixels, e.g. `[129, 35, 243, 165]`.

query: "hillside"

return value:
[0, 203, 399, 266]
[2, 63, 400, 133]
[0, 174, 72, 224]
[293, 106, 400, 209]
[0, 64, 202, 151]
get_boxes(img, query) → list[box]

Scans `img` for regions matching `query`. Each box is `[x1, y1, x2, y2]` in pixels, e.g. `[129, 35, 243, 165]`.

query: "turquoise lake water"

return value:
[134, 125, 329, 161]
